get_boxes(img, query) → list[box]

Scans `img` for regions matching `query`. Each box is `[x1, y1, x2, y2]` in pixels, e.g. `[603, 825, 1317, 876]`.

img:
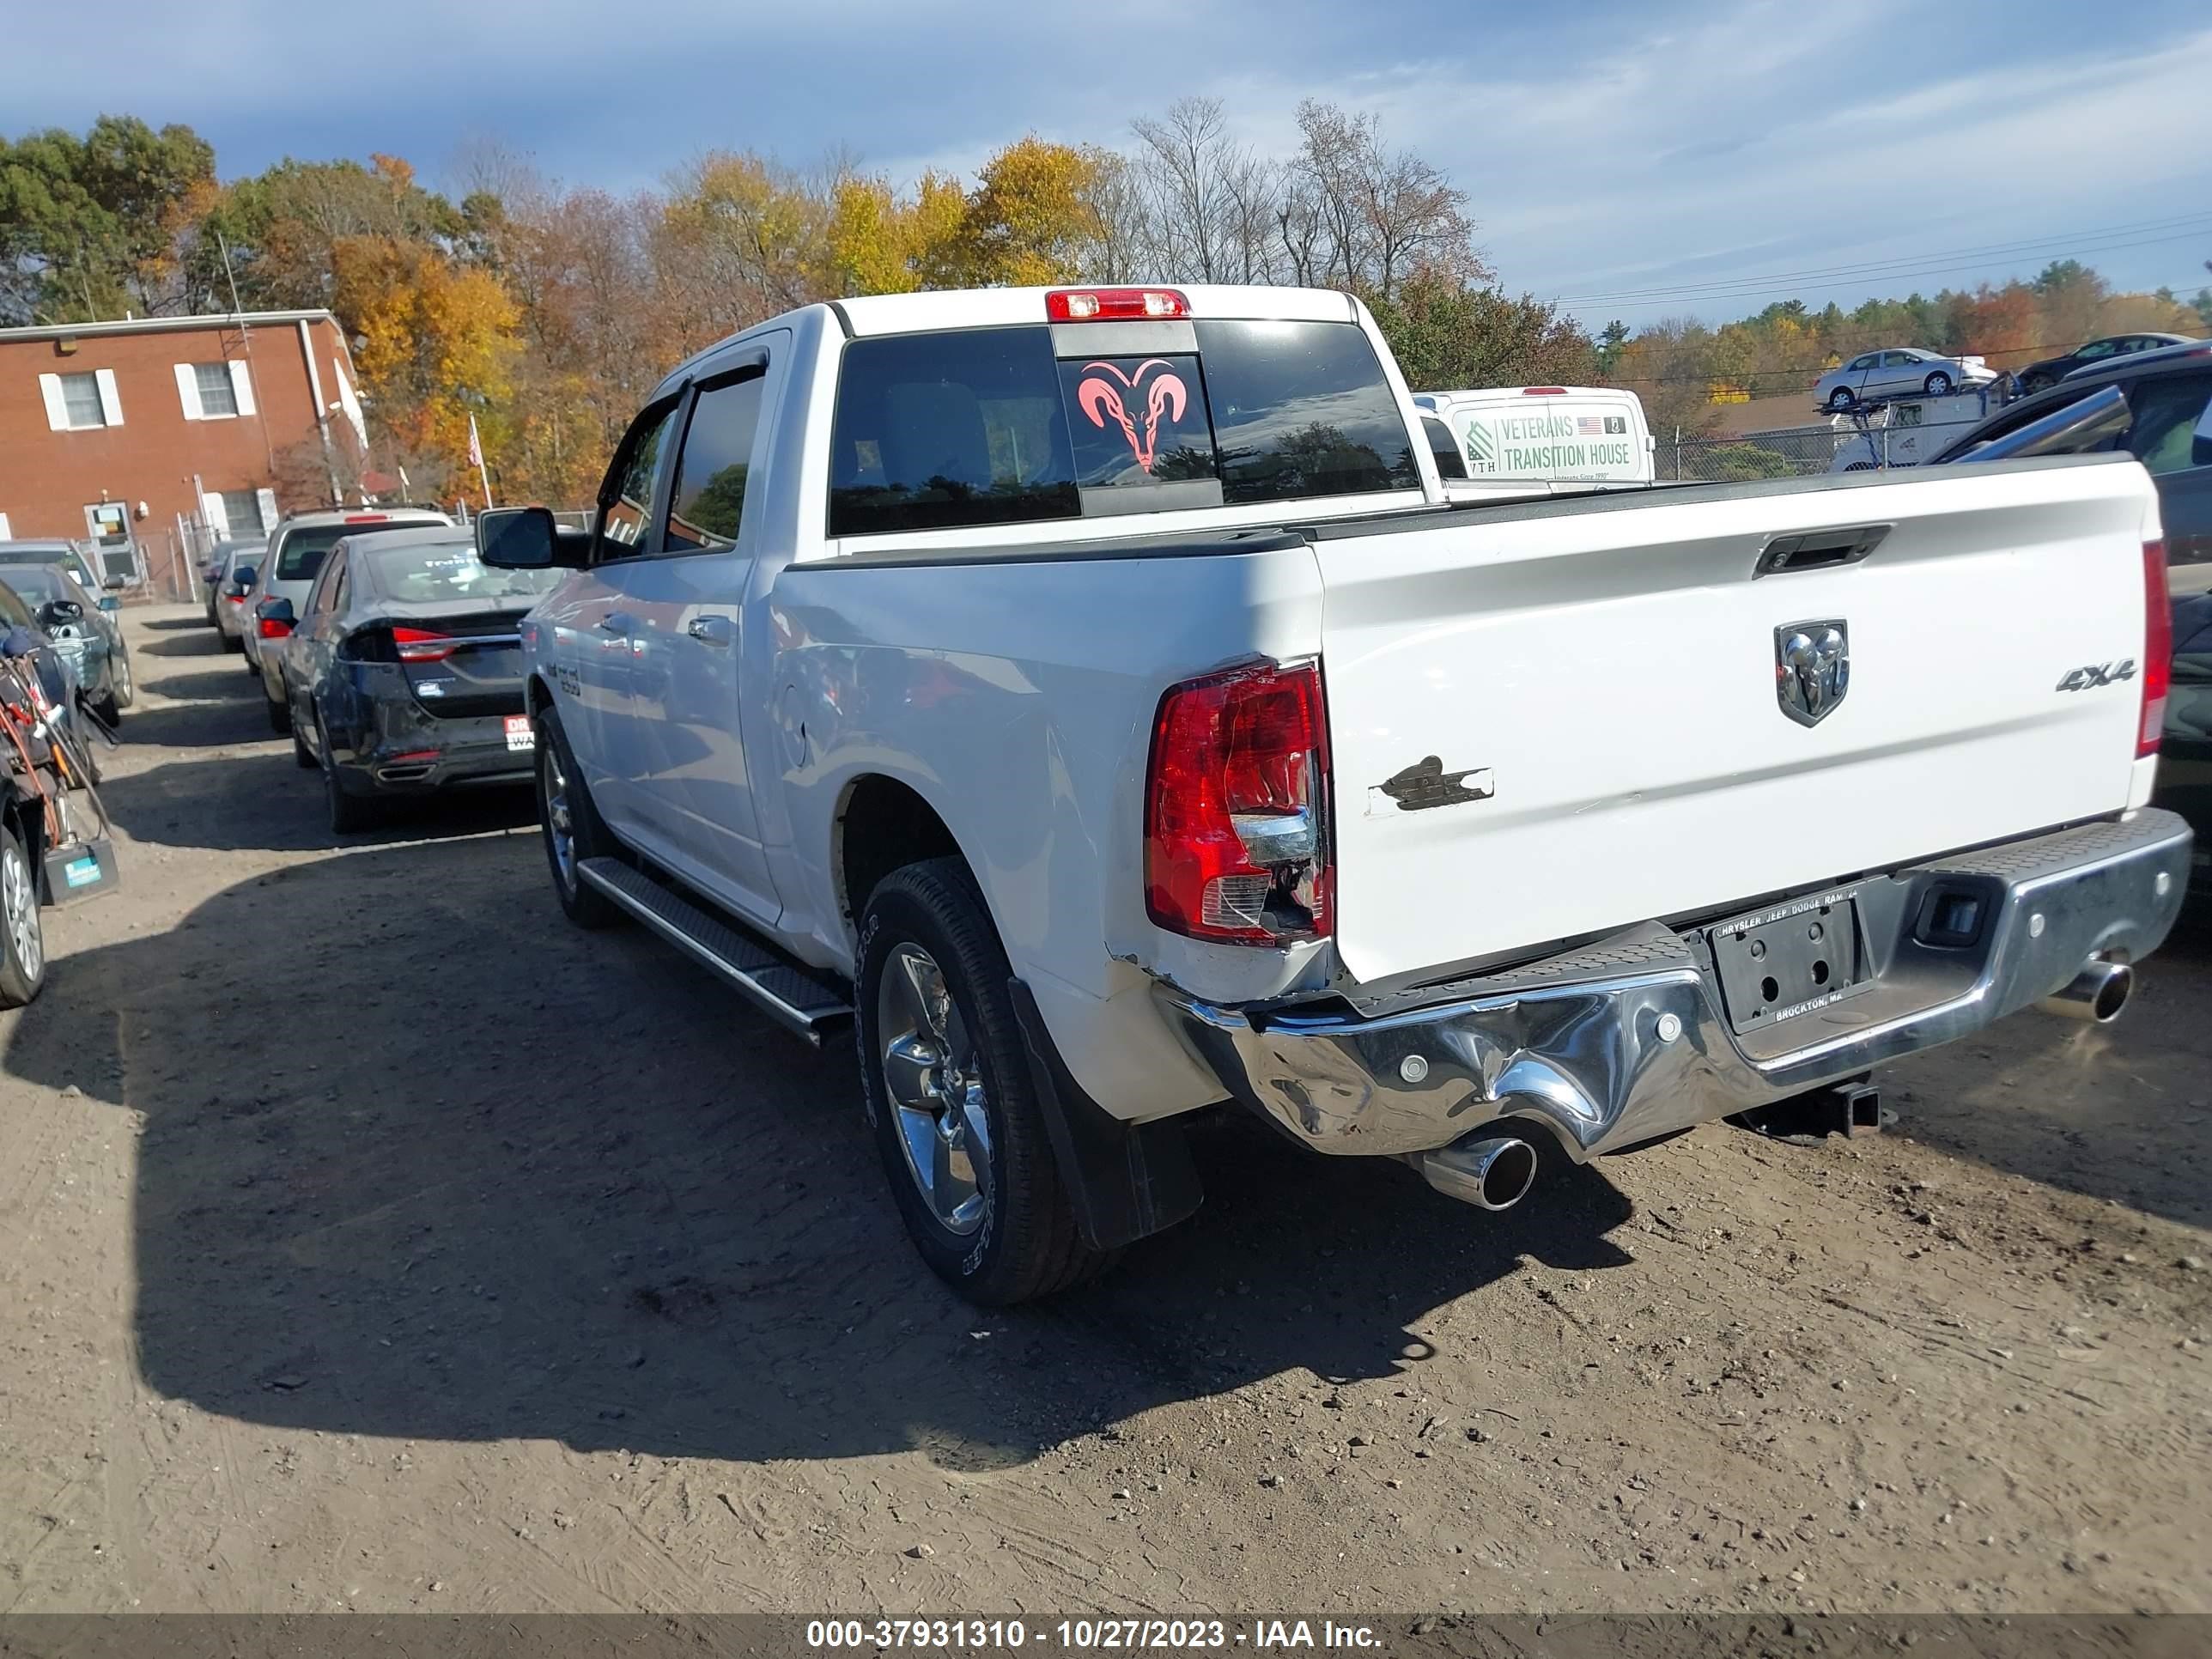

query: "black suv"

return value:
[1934, 342, 2212, 889]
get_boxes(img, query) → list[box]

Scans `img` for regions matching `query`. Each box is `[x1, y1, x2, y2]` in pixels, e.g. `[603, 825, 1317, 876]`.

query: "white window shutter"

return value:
[174, 363, 203, 421]
[200, 491, 229, 538]
[228, 359, 257, 417]
[94, 368, 123, 427]
[38, 374, 69, 431]
[255, 488, 278, 532]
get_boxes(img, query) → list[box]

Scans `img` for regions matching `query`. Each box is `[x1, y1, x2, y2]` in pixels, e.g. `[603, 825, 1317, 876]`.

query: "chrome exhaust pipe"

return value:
[2040, 959, 2133, 1024]
[1419, 1133, 1539, 1212]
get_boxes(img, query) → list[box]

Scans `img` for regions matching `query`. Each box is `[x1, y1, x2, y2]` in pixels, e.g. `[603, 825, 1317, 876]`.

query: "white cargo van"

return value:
[1414, 386, 1656, 492]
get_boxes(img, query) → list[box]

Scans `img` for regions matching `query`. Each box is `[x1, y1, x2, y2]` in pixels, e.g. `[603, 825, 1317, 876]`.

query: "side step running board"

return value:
[576, 857, 853, 1042]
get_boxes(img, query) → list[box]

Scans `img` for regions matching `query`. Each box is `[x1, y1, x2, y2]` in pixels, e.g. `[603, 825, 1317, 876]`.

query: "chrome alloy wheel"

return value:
[541, 736, 577, 894]
[877, 942, 993, 1235]
[3, 839, 42, 983]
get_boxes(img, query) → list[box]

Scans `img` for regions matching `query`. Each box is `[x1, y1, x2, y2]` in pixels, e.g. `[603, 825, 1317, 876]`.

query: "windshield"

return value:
[368, 539, 566, 604]
[0, 585, 34, 631]
[276, 518, 442, 581]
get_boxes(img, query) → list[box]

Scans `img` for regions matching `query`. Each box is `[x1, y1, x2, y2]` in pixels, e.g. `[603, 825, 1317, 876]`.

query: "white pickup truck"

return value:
[477, 283, 2191, 1304]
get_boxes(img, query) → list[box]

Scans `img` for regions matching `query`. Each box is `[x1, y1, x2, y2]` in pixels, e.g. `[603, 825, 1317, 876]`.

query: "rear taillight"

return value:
[1520, 386, 1569, 395]
[258, 617, 291, 639]
[1047, 287, 1189, 322]
[392, 626, 455, 663]
[2141, 539, 2171, 758]
[1145, 660, 1331, 944]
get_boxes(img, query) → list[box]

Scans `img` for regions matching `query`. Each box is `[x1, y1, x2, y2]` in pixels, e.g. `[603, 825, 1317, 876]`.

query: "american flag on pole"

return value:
[466, 414, 484, 468]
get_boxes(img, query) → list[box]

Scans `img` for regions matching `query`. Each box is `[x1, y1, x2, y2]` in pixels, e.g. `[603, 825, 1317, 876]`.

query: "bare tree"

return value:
[1279, 100, 1483, 301]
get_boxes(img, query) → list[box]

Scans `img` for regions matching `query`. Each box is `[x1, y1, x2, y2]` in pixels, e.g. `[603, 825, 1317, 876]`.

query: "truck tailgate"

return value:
[1315, 456, 2155, 985]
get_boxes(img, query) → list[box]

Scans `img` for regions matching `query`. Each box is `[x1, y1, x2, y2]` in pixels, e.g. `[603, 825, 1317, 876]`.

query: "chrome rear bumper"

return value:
[1161, 811, 2192, 1162]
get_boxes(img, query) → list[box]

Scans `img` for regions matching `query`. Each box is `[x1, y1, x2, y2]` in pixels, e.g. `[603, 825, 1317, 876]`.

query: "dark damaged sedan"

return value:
[270, 526, 562, 832]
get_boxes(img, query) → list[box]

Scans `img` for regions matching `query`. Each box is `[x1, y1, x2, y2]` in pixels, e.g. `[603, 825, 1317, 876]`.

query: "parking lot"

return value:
[2, 603, 2209, 1617]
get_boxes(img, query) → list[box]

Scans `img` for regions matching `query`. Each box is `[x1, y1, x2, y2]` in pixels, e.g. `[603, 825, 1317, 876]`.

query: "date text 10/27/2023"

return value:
[805, 1620, 1383, 1651]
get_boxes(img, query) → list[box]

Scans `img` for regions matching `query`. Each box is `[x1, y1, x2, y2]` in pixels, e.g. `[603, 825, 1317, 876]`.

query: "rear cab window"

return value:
[827, 318, 1419, 538]
[275, 516, 443, 582]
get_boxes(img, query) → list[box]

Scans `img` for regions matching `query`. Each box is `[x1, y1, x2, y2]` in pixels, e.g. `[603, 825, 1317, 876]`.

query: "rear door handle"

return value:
[686, 615, 734, 647]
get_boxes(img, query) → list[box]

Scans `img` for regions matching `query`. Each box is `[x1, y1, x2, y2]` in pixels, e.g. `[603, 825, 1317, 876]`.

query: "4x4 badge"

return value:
[1775, 619, 1850, 727]
[2056, 659, 2136, 691]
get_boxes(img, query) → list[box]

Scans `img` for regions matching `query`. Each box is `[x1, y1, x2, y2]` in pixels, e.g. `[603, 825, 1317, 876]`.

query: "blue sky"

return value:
[8, 0, 2210, 330]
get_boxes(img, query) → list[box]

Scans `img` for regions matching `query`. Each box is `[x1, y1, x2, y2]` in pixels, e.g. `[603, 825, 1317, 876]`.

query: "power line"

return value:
[1551, 210, 2212, 305]
[1553, 214, 2212, 310]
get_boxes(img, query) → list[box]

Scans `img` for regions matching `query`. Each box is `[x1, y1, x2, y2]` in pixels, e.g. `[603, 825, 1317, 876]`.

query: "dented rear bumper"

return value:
[1159, 811, 2191, 1162]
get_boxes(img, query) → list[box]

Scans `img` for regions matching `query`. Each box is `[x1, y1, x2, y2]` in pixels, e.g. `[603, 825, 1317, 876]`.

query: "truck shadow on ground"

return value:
[6, 834, 1641, 1471]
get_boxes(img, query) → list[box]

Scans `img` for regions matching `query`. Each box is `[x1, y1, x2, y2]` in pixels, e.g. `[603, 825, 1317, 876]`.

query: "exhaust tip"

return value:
[2040, 959, 2133, 1024]
[2092, 964, 2132, 1023]
[1420, 1133, 1539, 1212]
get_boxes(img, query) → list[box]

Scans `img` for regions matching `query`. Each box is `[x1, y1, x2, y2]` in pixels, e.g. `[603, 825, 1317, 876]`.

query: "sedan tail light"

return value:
[258, 617, 292, 639]
[392, 626, 456, 663]
[1145, 660, 1331, 944]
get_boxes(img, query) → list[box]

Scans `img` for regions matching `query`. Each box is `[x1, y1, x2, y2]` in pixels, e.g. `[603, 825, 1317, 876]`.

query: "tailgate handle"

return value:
[1755, 524, 1890, 577]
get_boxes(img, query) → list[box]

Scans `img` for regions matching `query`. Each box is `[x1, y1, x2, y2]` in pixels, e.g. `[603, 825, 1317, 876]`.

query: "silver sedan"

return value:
[1814, 348, 1996, 410]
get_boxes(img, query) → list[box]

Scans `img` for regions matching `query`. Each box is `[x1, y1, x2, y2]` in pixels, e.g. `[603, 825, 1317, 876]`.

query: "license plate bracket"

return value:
[1709, 890, 1866, 1035]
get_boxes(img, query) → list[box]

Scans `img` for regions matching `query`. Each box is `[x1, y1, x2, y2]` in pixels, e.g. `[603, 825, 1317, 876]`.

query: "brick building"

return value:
[0, 310, 367, 591]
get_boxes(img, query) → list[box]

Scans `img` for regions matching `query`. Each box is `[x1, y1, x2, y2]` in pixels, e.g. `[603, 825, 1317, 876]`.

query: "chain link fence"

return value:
[1660, 410, 1993, 484]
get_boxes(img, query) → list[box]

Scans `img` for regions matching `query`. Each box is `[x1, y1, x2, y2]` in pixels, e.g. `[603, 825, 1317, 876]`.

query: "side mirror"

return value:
[478, 505, 586, 570]
[98, 596, 119, 614]
[256, 596, 296, 627]
[39, 599, 84, 628]
[100, 574, 125, 592]
[231, 566, 258, 592]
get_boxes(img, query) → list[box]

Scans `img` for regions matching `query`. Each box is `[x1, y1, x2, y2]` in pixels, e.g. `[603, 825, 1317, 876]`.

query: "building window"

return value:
[60, 372, 108, 429]
[219, 489, 264, 536]
[194, 362, 240, 417]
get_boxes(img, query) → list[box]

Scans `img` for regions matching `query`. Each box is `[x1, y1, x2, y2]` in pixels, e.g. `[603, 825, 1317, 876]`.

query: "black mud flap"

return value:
[1009, 977, 1204, 1251]
[44, 836, 121, 905]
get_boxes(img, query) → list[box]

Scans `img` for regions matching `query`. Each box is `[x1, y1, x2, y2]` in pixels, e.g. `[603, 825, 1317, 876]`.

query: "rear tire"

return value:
[222, 632, 243, 653]
[856, 857, 1112, 1304]
[265, 678, 291, 734]
[535, 703, 620, 928]
[292, 721, 316, 769]
[320, 720, 376, 835]
[0, 823, 47, 1009]
[1827, 386, 1856, 412]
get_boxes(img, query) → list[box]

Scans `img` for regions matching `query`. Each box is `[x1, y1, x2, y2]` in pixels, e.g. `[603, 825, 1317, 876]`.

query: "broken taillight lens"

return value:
[2141, 539, 2171, 758]
[1145, 660, 1331, 944]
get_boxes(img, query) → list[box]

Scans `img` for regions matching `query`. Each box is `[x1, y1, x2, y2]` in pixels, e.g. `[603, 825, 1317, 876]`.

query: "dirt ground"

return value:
[1, 603, 2209, 1620]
